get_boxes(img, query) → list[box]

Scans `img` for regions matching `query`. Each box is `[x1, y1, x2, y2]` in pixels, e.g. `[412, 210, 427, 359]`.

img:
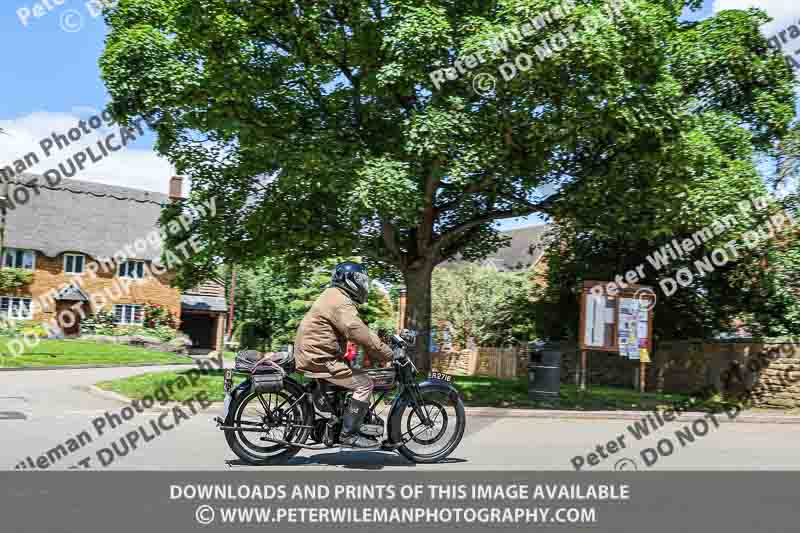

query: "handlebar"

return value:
[386, 329, 418, 374]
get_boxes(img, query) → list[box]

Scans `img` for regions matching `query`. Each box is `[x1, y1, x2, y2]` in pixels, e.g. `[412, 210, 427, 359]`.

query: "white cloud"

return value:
[0, 111, 176, 194]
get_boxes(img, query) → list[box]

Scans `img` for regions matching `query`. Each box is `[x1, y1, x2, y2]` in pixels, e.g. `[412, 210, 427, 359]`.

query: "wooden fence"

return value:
[431, 346, 530, 379]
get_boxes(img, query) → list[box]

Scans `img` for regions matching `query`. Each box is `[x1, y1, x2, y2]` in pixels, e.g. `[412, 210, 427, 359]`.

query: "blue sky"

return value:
[0, 0, 792, 227]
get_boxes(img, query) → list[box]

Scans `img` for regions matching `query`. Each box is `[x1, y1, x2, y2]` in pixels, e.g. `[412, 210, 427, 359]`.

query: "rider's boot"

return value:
[339, 399, 380, 450]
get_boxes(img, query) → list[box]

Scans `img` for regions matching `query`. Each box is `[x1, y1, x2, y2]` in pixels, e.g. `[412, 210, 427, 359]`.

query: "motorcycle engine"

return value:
[359, 412, 385, 438]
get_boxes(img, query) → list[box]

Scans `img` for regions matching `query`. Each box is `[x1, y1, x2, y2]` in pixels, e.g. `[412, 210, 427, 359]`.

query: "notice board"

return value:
[579, 281, 654, 362]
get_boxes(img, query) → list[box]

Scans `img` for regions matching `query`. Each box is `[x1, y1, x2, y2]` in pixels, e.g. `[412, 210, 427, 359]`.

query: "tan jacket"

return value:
[294, 287, 393, 379]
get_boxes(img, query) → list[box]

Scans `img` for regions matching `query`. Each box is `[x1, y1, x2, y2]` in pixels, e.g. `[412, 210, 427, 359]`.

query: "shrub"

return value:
[80, 310, 116, 335]
[0, 268, 33, 292]
[150, 325, 180, 342]
[0, 319, 22, 337]
[143, 303, 178, 329]
[0, 321, 18, 336]
[114, 325, 149, 337]
[235, 320, 261, 349]
[79, 307, 180, 342]
[0, 319, 49, 339]
[20, 324, 48, 338]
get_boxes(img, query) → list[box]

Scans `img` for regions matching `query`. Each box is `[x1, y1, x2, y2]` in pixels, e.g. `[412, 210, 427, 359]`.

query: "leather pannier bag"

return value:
[235, 351, 287, 394]
[251, 373, 284, 394]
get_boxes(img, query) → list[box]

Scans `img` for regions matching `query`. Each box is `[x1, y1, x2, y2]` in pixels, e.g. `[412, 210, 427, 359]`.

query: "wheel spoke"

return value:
[399, 392, 463, 461]
[230, 385, 310, 462]
[257, 393, 271, 414]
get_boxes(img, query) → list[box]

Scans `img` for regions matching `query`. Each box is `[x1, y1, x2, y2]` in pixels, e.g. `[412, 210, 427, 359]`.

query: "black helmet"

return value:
[331, 261, 370, 304]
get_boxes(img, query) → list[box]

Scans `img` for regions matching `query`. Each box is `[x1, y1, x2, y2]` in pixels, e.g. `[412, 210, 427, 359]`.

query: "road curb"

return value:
[86, 386, 800, 424]
[86, 385, 137, 405]
[0, 361, 197, 372]
[462, 407, 800, 424]
[86, 385, 211, 413]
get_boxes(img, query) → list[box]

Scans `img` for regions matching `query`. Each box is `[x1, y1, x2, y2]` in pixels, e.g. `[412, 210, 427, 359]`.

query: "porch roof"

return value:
[181, 294, 227, 313]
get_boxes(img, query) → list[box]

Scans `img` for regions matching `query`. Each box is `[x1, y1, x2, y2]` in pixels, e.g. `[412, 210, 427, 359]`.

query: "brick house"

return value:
[2, 174, 227, 351]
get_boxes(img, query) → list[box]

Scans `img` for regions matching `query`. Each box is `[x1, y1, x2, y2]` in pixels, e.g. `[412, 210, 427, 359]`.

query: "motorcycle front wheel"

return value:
[224, 379, 312, 465]
[393, 387, 466, 464]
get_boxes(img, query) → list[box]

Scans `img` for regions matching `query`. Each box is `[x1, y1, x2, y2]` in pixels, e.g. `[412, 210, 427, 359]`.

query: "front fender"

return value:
[387, 380, 462, 444]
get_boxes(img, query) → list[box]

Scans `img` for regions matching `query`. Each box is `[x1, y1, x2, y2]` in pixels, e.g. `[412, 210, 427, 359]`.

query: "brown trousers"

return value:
[325, 369, 374, 403]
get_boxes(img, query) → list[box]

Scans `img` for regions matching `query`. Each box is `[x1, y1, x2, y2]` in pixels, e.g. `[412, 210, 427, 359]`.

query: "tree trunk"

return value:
[403, 263, 434, 372]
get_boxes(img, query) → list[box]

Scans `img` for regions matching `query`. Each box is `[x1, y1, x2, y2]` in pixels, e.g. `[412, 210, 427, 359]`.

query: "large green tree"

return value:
[100, 0, 794, 367]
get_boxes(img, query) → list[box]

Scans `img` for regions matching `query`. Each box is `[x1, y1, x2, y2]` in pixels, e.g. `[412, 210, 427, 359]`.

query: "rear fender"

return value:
[387, 380, 462, 444]
[230, 378, 251, 404]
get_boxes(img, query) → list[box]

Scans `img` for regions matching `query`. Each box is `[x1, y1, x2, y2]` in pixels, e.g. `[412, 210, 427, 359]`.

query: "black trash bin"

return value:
[528, 341, 562, 403]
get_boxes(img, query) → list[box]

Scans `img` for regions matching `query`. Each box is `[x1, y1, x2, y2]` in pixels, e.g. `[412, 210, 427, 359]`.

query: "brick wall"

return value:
[8, 252, 181, 324]
[651, 339, 800, 407]
[558, 343, 640, 387]
[431, 339, 800, 409]
[557, 338, 800, 408]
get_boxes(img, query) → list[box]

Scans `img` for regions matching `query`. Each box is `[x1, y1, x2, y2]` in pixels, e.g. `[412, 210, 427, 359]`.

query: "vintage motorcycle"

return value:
[215, 330, 466, 465]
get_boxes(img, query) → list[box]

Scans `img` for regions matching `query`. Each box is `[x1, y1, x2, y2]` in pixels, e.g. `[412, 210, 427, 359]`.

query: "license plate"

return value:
[429, 371, 453, 383]
[223, 369, 233, 393]
[222, 370, 234, 420]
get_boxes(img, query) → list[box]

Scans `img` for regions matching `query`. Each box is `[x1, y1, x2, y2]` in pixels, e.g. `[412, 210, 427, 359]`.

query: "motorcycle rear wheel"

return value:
[224, 379, 311, 465]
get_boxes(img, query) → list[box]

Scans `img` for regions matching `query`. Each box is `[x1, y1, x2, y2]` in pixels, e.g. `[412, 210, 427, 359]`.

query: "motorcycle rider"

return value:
[294, 261, 393, 449]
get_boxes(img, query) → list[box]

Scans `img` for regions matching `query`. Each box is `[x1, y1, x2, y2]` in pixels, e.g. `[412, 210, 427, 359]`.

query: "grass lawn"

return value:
[454, 376, 712, 411]
[97, 370, 725, 411]
[0, 338, 192, 368]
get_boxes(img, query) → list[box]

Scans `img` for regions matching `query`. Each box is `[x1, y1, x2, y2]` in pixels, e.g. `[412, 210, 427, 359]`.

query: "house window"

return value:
[63, 254, 85, 275]
[3, 248, 35, 270]
[114, 304, 143, 325]
[0, 297, 33, 320]
[118, 260, 145, 279]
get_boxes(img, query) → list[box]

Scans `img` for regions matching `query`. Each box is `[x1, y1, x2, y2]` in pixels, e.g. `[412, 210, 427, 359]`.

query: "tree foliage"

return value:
[100, 0, 795, 366]
[277, 258, 395, 345]
[535, 174, 800, 340]
[431, 264, 537, 347]
[231, 257, 394, 348]
[229, 259, 293, 349]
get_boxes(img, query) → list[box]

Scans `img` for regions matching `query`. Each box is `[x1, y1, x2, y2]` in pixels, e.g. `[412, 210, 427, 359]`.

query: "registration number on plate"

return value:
[222, 370, 234, 420]
[429, 371, 453, 383]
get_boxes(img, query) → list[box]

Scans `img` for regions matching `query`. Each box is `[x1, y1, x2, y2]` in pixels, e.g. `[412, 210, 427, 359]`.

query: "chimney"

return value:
[169, 176, 184, 201]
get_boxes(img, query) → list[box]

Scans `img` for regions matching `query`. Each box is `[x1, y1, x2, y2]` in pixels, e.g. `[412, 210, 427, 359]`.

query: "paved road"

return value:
[3, 366, 800, 471]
